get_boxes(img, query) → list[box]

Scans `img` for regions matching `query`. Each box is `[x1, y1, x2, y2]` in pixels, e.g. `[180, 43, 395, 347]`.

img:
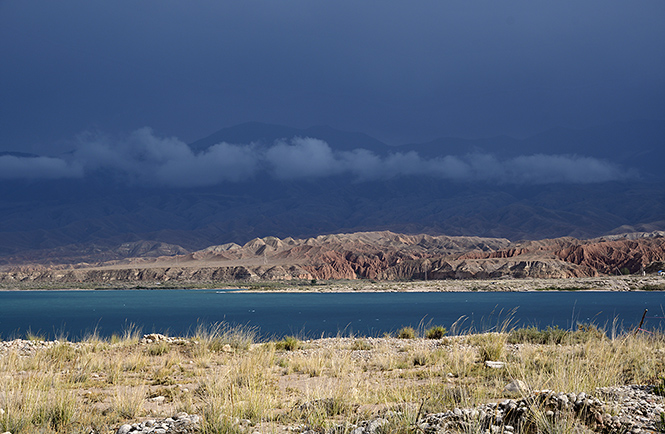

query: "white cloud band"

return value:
[1, 128, 632, 185]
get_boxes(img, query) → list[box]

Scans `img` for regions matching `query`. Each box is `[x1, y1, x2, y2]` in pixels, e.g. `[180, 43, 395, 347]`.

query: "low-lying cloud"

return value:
[2, 128, 632, 185]
[0, 154, 83, 180]
[72, 128, 258, 187]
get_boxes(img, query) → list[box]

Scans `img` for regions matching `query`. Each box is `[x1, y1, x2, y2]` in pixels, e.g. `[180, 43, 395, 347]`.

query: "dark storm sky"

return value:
[1, 1, 664, 154]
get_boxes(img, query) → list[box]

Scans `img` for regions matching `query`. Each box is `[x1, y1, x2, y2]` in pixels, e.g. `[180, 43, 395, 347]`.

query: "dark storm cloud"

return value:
[0, 1, 663, 153]
[7, 129, 629, 185]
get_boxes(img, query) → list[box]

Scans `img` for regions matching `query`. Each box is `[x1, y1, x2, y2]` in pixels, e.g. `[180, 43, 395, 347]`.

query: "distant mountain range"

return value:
[3, 231, 665, 283]
[0, 120, 663, 265]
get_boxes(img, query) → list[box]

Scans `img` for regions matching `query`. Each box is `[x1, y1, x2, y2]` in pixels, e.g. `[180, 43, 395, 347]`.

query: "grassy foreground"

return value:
[0, 324, 663, 434]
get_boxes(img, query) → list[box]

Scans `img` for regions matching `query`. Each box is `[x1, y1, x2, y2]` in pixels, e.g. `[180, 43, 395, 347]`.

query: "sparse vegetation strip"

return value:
[0, 323, 663, 434]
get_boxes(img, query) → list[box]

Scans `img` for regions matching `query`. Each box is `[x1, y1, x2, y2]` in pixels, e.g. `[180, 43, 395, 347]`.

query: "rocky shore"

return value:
[102, 386, 663, 434]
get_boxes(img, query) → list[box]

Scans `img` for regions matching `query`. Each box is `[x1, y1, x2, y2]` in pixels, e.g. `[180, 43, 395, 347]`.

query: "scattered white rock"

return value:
[114, 413, 200, 433]
[116, 424, 132, 434]
[503, 379, 528, 395]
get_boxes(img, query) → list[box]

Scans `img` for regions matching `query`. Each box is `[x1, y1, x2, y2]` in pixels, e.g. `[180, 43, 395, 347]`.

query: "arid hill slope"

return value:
[1, 231, 665, 284]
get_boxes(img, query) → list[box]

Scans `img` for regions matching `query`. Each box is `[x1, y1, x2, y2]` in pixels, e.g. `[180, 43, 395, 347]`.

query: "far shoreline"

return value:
[1, 275, 664, 292]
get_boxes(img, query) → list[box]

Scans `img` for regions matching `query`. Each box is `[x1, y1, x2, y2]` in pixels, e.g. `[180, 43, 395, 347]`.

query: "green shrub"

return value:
[351, 339, 372, 351]
[412, 353, 429, 366]
[146, 341, 170, 356]
[397, 327, 416, 339]
[572, 323, 605, 343]
[508, 325, 568, 345]
[508, 324, 604, 345]
[25, 331, 45, 341]
[425, 326, 447, 339]
[275, 336, 301, 351]
[32, 391, 77, 431]
[472, 333, 506, 362]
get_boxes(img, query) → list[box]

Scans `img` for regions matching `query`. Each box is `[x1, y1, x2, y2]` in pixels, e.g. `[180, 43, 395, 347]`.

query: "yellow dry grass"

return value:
[0, 326, 663, 434]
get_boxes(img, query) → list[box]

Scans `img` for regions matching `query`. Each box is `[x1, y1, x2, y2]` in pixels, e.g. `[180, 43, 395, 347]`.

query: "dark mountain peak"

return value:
[301, 125, 389, 154]
[188, 122, 299, 151]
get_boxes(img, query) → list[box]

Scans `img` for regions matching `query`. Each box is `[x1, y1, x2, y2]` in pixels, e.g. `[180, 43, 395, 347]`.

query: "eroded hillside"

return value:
[1, 231, 665, 284]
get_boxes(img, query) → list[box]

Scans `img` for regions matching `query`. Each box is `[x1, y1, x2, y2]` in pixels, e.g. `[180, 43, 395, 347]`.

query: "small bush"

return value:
[572, 323, 605, 343]
[195, 322, 257, 352]
[32, 391, 77, 431]
[397, 327, 416, 339]
[508, 324, 605, 345]
[25, 331, 45, 341]
[275, 336, 301, 351]
[202, 410, 243, 434]
[351, 339, 372, 350]
[508, 325, 568, 345]
[45, 343, 79, 363]
[426, 326, 447, 339]
[113, 386, 145, 419]
[472, 333, 506, 362]
[146, 341, 170, 356]
[412, 353, 429, 366]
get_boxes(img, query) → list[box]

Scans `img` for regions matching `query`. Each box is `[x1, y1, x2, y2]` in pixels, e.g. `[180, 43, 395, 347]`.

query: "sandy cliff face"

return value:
[1, 231, 664, 283]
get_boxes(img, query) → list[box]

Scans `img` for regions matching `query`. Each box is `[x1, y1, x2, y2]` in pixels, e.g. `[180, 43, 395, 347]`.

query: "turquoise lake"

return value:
[1, 290, 663, 340]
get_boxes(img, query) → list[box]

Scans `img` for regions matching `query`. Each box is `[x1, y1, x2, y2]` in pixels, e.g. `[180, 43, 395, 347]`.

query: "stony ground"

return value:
[0, 332, 663, 434]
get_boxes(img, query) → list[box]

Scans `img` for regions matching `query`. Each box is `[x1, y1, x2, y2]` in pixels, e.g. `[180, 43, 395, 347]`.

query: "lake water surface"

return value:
[1, 290, 663, 340]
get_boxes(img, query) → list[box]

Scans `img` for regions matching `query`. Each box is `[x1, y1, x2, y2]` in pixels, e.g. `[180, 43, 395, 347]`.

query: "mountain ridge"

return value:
[2, 230, 665, 283]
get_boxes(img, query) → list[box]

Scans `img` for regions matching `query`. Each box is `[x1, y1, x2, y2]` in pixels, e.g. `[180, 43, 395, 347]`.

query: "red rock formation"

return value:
[2, 231, 664, 282]
[554, 238, 665, 274]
